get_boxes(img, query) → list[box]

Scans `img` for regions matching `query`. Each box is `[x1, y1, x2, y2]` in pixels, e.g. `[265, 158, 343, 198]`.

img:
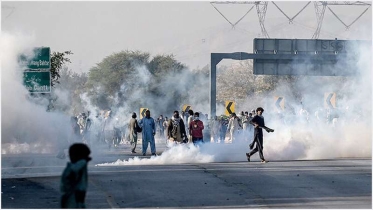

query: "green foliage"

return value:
[26, 51, 73, 113]
[86, 50, 149, 94]
[55, 49, 353, 116]
[148, 54, 184, 77]
[85, 50, 187, 110]
[50, 51, 73, 87]
[55, 67, 88, 113]
[147, 54, 187, 99]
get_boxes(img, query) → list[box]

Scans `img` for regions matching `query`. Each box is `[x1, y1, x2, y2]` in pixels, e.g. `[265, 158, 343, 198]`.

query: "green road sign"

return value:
[18, 47, 50, 70]
[23, 71, 51, 93]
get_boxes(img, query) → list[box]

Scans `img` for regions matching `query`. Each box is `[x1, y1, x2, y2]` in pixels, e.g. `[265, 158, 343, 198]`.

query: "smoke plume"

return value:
[2, 31, 371, 166]
[1, 32, 71, 154]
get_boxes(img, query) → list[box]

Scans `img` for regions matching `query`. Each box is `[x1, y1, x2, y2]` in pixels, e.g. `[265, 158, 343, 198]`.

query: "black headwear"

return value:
[69, 143, 91, 163]
[256, 107, 264, 112]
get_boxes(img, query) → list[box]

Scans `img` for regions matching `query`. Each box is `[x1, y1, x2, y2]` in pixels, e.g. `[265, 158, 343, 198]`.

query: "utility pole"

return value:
[312, 1, 327, 39]
[210, 1, 371, 39]
[255, 1, 270, 38]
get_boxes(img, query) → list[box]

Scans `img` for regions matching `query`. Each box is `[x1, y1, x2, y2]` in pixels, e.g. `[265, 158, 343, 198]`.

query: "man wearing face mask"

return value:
[139, 110, 156, 156]
[189, 112, 204, 145]
[167, 110, 187, 144]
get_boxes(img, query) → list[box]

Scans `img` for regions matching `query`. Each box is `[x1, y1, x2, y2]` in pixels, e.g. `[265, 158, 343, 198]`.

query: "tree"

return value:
[25, 50, 73, 112]
[50, 50, 73, 87]
[55, 67, 88, 114]
[147, 54, 187, 108]
[217, 60, 256, 102]
[86, 50, 150, 109]
[148, 54, 184, 77]
[85, 50, 190, 113]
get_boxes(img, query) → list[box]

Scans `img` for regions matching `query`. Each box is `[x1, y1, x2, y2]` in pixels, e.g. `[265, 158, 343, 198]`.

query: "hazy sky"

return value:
[2, 1, 372, 72]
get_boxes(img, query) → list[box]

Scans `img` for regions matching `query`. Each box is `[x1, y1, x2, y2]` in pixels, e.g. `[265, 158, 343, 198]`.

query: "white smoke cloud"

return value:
[96, 143, 214, 166]
[254, 41, 372, 160]
[95, 36, 371, 167]
[1, 32, 72, 154]
[3, 30, 370, 167]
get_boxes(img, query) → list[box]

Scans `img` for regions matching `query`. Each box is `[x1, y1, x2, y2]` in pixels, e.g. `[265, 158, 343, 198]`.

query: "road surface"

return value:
[1, 142, 371, 208]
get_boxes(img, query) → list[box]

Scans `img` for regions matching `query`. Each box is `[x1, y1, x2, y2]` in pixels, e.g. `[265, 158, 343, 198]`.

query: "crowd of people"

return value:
[59, 105, 279, 208]
[64, 107, 272, 155]
[63, 103, 351, 163]
[66, 105, 347, 141]
[58, 104, 358, 208]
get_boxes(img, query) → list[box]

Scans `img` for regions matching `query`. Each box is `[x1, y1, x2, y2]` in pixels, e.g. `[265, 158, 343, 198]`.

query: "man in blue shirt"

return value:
[139, 110, 156, 156]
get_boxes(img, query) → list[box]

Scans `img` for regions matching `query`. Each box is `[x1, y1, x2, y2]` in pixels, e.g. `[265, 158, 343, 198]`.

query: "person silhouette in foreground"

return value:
[60, 143, 92, 208]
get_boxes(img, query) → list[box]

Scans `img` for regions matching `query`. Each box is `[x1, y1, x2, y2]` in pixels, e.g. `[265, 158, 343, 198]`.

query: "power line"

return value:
[271, 1, 311, 24]
[210, 2, 255, 29]
[327, 4, 371, 30]
[324, 1, 371, 5]
[210, 1, 371, 39]
[210, 2, 234, 27]
[255, 1, 269, 38]
[147, 2, 371, 68]
[233, 5, 255, 27]
[210, 1, 270, 38]
[312, 1, 327, 39]
[293, 20, 350, 39]
[1, 5, 15, 19]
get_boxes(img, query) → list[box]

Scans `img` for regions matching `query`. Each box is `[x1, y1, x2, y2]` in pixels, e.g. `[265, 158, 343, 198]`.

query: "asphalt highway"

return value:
[1, 142, 371, 209]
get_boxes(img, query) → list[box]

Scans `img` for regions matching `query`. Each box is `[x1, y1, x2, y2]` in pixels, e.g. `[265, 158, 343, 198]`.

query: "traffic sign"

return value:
[182, 104, 192, 113]
[274, 96, 285, 111]
[225, 101, 235, 116]
[140, 108, 148, 119]
[324, 93, 336, 109]
[23, 71, 51, 93]
[18, 47, 51, 70]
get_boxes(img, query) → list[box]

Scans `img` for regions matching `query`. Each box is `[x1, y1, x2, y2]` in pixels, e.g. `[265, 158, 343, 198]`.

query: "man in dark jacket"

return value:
[246, 107, 273, 163]
[60, 143, 91, 208]
[167, 110, 187, 144]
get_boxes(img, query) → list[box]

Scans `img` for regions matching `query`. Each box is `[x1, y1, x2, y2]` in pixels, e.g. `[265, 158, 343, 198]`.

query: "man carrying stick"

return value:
[246, 107, 274, 163]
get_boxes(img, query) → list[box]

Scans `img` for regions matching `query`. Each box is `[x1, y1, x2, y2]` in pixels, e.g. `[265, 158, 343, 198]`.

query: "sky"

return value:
[2, 1, 372, 73]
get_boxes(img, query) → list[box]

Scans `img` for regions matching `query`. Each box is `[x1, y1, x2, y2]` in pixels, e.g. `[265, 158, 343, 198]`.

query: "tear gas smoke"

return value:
[2, 30, 371, 168]
[96, 41, 371, 166]
[239, 41, 372, 161]
[96, 141, 252, 166]
[97, 143, 213, 166]
[1, 32, 72, 154]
